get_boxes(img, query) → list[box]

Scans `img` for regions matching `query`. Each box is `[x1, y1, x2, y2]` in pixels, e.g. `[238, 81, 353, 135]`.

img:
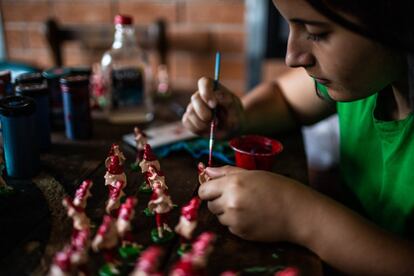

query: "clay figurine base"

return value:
[150, 228, 174, 244]
[143, 207, 155, 217]
[0, 186, 14, 196]
[130, 163, 139, 172]
[139, 182, 152, 194]
[99, 263, 120, 276]
[177, 243, 192, 256]
[119, 243, 143, 262]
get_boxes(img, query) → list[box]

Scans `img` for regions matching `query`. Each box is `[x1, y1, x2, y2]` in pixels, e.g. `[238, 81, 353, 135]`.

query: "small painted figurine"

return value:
[148, 182, 174, 243]
[131, 246, 163, 276]
[116, 196, 137, 241]
[73, 179, 93, 209]
[274, 267, 300, 276]
[169, 254, 198, 276]
[62, 196, 90, 231]
[131, 127, 148, 170]
[197, 162, 210, 185]
[70, 228, 90, 274]
[106, 143, 126, 165]
[175, 197, 201, 254]
[116, 196, 143, 261]
[49, 247, 74, 276]
[104, 155, 127, 189]
[139, 144, 161, 193]
[105, 180, 126, 214]
[147, 165, 167, 190]
[189, 232, 216, 270]
[0, 147, 13, 196]
[92, 215, 120, 275]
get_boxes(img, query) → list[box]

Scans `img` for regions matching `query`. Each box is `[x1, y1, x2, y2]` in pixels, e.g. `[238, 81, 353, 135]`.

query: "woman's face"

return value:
[273, 0, 406, 101]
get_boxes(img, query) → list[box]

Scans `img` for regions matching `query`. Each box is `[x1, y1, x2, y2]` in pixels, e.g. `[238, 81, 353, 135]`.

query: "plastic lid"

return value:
[15, 72, 44, 85]
[15, 82, 49, 96]
[0, 95, 36, 117]
[42, 67, 71, 79]
[114, 14, 133, 25]
[60, 74, 89, 87]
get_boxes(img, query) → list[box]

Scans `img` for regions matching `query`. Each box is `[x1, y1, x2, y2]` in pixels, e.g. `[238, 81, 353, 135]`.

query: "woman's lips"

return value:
[313, 76, 330, 85]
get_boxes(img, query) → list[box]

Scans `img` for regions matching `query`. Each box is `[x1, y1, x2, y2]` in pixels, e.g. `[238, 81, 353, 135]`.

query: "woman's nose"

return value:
[285, 34, 315, 68]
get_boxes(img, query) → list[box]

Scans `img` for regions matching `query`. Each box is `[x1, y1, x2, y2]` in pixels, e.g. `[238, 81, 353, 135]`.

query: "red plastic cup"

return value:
[229, 135, 283, 171]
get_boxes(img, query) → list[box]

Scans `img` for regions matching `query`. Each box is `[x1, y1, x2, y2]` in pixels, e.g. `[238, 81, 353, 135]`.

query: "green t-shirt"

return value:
[318, 83, 414, 236]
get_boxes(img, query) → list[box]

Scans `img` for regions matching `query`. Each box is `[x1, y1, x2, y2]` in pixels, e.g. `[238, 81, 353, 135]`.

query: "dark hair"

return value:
[305, 0, 414, 107]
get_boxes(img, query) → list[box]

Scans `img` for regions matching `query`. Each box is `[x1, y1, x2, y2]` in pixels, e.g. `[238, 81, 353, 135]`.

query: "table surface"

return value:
[0, 95, 322, 276]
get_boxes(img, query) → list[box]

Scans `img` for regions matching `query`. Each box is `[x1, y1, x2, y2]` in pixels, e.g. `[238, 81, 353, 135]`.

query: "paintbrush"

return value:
[208, 51, 221, 167]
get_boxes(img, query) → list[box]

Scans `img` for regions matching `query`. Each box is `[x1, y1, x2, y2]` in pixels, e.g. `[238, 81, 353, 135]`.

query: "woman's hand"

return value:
[198, 165, 309, 242]
[182, 77, 245, 139]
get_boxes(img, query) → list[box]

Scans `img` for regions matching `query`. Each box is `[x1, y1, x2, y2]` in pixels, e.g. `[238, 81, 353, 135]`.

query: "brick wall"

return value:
[1, 0, 246, 93]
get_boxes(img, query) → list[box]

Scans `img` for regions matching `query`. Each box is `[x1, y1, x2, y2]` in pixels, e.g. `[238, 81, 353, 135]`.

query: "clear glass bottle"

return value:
[100, 14, 154, 123]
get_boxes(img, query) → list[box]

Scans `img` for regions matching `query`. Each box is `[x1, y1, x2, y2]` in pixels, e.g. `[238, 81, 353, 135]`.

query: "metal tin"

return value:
[0, 96, 39, 178]
[15, 82, 51, 150]
[42, 67, 70, 130]
[60, 75, 92, 139]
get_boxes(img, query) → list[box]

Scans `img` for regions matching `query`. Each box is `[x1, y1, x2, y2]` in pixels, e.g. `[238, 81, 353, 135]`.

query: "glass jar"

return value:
[100, 14, 154, 124]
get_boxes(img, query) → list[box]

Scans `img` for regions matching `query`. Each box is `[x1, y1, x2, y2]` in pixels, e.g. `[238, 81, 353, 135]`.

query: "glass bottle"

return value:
[100, 14, 154, 123]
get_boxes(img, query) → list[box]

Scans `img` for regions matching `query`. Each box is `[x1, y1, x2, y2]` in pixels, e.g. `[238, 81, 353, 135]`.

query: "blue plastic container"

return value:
[0, 96, 39, 178]
[15, 82, 51, 151]
[60, 75, 92, 140]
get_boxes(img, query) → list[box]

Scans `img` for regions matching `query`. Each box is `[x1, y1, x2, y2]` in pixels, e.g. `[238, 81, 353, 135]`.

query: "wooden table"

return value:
[0, 96, 322, 275]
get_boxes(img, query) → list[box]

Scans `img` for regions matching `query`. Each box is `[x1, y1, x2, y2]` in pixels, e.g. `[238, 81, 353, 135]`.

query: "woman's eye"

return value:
[306, 32, 328, 41]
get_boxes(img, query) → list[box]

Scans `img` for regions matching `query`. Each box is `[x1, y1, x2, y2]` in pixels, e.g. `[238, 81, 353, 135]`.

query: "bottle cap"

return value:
[15, 82, 49, 96]
[0, 95, 36, 117]
[114, 14, 133, 25]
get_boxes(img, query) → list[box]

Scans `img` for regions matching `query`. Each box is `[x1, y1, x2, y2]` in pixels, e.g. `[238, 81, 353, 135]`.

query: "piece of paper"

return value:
[123, 121, 197, 149]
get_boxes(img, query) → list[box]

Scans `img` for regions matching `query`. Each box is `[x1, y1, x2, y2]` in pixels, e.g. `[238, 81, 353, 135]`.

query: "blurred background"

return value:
[0, 0, 290, 95]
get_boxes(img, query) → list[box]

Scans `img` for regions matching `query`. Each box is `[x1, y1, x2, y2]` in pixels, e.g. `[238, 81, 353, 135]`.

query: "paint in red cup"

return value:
[229, 135, 283, 171]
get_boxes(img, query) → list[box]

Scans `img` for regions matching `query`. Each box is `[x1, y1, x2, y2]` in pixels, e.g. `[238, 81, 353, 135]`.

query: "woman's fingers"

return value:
[191, 92, 213, 122]
[198, 77, 217, 108]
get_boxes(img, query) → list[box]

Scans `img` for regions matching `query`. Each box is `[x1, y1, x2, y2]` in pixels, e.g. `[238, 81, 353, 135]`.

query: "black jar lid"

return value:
[69, 66, 92, 76]
[15, 72, 44, 85]
[0, 95, 36, 117]
[15, 82, 49, 96]
[60, 75, 90, 86]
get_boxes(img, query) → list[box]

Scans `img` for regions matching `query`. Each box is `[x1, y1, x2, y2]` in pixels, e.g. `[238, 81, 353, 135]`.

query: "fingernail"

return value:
[208, 100, 217, 109]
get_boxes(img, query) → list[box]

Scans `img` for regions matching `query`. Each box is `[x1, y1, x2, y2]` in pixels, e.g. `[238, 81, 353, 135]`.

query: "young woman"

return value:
[182, 0, 414, 274]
